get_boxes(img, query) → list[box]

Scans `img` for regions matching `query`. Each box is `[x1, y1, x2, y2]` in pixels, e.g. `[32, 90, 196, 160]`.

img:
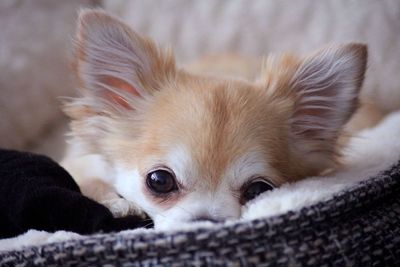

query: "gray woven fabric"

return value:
[1, 161, 399, 267]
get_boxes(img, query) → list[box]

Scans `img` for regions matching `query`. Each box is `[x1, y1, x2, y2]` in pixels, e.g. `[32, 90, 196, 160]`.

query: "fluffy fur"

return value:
[62, 9, 367, 229]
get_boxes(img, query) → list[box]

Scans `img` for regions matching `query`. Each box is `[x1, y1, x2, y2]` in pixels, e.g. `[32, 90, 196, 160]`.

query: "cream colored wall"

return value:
[106, 0, 400, 113]
[0, 0, 99, 159]
[1, 0, 399, 159]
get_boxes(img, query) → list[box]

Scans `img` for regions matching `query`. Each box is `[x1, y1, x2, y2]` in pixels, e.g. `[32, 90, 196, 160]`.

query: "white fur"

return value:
[164, 145, 197, 187]
[61, 145, 141, 217]
[114, 167, 153, 215]
[225, 151, 278, 188]
[61, 148, 112, 185]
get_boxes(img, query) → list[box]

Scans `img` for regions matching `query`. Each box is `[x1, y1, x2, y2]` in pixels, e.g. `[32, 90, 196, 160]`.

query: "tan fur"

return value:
[186, 54, 260, 80]
[63, 10, 368, 219]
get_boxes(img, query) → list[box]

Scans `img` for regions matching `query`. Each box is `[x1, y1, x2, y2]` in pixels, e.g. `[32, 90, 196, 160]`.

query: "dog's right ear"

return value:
[73, 9, 176, 111]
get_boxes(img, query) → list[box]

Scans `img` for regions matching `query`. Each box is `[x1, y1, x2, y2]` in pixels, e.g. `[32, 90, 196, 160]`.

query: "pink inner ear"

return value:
[102, 77, 139, 109]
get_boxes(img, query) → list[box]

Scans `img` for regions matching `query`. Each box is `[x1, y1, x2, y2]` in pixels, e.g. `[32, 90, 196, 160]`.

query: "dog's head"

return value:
[66, 10, 367, 229]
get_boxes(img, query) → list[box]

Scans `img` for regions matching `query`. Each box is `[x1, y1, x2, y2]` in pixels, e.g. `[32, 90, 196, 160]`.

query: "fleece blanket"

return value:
[0, 111, 399, 255]
[107, 0, 400, 114]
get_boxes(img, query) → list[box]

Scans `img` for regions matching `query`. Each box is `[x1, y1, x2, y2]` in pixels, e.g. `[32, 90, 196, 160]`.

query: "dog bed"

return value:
[0, 161, 399, 266]
[1, 112, 400, 266]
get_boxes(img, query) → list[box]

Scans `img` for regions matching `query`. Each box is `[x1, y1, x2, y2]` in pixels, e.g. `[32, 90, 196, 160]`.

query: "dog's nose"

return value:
[191, 215, 222, 223]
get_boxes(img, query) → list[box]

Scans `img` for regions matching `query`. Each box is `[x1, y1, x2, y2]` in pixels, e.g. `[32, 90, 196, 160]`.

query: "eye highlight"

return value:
[240, 179, 274, 204]
[146, 169, 178, 195]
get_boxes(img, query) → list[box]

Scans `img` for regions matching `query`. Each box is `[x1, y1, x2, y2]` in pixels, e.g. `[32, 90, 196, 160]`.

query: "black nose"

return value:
[191, 216, 222, 223]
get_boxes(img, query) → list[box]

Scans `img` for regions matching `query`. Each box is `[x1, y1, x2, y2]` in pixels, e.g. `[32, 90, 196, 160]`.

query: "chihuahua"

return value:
[62, 10, 367, 229]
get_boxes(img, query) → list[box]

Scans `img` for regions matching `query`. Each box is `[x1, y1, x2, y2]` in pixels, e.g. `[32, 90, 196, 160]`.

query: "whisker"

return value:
[143, 221, 154, 228]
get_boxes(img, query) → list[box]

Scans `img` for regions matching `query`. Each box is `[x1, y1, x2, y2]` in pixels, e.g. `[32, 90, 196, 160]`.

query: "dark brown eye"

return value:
[146, 169, 177, 194]
[241, 181, 274, 204]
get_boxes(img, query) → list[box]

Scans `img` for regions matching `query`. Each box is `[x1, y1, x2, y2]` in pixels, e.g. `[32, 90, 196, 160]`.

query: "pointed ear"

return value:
[288, 43, 367, 169]
[73, 9, 176, 110]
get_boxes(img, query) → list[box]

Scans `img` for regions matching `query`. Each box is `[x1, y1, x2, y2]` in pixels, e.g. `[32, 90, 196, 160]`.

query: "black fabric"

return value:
[0, 159, 399, 266]
[0, 149, 152, 238]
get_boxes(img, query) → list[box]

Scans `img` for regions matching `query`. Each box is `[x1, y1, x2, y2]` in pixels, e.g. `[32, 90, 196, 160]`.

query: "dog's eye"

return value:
[146, 169, 177, 194]
[241, 180, 274, 204]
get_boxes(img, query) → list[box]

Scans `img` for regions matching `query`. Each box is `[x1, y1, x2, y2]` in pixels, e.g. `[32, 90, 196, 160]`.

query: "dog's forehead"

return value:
[143, 87, 279, 186]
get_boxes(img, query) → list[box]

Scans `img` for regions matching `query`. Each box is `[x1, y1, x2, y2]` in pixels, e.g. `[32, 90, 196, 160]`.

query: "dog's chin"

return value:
[151, 210, 192, 231]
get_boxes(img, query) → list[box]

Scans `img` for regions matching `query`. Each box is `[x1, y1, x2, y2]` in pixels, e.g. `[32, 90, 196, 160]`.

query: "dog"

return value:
[61, 9, 367, 229]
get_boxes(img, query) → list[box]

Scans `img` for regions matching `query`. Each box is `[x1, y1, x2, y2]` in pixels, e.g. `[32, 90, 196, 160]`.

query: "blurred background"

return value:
[0, 0, 399, 160]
